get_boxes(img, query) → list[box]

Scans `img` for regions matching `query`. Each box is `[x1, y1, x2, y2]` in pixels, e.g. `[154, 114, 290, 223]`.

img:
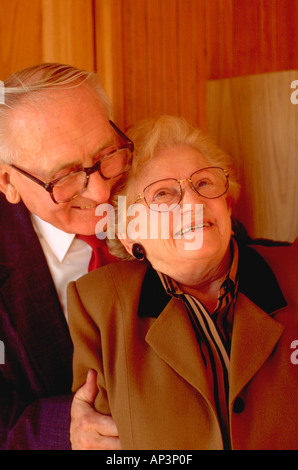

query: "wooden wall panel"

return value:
[128, 0, 149, 124]
[94, 0, 114, 102]
[0, 0, 42, 79]
[147, 0, 166, 117]
[206, 0, 298, 79]
[95, 0, 298, 131]
[205, 0, 234, 78]
[95, 0, 207, 131]
[207, 71, 298, 242]
[260, 0, 279, 73]
[2, 0, 298, 128]
[41, 0, 95, 70]
[0, 0, 95, 82]
[177, 0, 206, 127]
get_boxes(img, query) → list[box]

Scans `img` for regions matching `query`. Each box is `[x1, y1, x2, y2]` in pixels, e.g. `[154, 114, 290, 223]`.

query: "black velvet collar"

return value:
[137, 242, 287, 319]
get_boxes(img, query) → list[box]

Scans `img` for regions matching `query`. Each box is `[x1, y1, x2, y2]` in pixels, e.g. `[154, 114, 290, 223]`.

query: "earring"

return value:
[132, 243, 145, 261]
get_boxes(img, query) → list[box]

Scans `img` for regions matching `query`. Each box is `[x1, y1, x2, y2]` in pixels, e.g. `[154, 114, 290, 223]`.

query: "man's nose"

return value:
[83, 171, 112, 203]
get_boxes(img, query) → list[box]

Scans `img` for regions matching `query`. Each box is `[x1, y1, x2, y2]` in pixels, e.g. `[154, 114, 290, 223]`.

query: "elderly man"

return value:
[0, 63, 132, 450]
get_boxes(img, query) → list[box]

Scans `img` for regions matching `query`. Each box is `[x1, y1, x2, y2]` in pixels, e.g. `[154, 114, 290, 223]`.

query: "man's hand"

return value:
[70, 369, 121, 450]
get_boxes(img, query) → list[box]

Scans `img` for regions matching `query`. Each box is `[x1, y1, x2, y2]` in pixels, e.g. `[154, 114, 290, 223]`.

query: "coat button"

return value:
[233, 397, 245, 414]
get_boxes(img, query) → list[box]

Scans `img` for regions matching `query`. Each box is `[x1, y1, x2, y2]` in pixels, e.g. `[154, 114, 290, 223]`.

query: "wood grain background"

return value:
[2, 0, 298, 128]
[0, 0, 297, 241]
[207, 70, 298, 242]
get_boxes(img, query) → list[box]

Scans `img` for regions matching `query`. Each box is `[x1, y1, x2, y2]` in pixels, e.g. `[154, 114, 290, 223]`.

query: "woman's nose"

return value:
[180, 181, 205, 206]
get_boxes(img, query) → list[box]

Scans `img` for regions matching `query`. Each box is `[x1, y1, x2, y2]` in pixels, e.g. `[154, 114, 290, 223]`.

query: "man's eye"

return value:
[54, 170, 83, 186]
[52, 167, 82, 182]
[99, 146, 117, 159]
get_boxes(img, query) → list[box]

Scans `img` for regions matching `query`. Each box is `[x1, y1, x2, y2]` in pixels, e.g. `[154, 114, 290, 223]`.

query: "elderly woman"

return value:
[68, 116, 298, 450]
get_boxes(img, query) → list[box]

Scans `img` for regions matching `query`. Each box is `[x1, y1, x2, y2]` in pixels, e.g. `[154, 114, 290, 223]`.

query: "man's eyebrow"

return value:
[49, 161, 81, 178]
[91, 139, 117, 159]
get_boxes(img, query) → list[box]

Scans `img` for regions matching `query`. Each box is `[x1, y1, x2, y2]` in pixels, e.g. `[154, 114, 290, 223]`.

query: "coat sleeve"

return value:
[67, 280, 111, 416]
[0, 288, 73, 450]
[0, 375, 72, 450]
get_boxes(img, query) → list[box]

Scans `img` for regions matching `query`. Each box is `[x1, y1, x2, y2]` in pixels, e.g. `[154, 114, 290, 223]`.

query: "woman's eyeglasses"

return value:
[135, 167, 229, 212]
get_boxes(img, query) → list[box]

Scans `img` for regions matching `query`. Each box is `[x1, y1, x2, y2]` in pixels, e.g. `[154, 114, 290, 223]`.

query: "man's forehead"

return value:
[11, 84, 108, 117]
[8, 89, 115, 175]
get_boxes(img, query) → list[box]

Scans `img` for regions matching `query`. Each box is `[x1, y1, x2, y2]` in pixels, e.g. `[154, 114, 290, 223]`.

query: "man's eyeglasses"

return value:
[135, 167, 229, 212]
[9, 121, 134, 204]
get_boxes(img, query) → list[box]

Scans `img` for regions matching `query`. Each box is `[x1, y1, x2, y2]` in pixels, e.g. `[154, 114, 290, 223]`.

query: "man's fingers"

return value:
[72, 433, 121, 451]
[70, 370, 121, 449]
[96, 413, 119, 437]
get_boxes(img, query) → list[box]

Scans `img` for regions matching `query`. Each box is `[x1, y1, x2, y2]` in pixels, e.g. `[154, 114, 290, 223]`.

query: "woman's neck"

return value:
[177, 248, 232, 313]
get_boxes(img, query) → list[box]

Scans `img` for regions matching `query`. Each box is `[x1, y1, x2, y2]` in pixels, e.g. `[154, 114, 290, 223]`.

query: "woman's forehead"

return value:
[134, 145, 210, 186]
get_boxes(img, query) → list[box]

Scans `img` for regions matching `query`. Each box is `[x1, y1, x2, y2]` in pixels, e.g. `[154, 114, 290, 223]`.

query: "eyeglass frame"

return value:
[8, 120, 134, 204]
[134, 167, 229, 212]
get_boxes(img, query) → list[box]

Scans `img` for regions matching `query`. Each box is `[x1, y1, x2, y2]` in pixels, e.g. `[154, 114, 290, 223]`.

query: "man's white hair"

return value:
[0, 63, 112, 163]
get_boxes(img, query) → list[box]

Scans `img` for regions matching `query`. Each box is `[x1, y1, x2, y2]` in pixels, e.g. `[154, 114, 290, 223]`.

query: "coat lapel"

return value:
[229, 293, 284, 404]
[138, 266, 215, 407]
[228, 242, 287, 403]
[145, 297, 215, 407]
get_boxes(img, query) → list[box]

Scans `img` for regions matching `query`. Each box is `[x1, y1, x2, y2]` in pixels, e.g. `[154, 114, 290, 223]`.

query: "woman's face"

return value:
[121, 145, 233, 283]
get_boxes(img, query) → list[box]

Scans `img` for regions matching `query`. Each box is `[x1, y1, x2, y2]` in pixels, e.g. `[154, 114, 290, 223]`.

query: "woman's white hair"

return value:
[107, 114, 241, 260]
[0, 62, 112, 163]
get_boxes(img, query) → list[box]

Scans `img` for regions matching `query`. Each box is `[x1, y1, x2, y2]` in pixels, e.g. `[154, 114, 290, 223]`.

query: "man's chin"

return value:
[71, 204, 97, 213]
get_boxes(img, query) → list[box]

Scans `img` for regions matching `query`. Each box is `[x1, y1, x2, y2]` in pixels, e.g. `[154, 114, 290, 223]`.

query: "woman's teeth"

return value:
[179, 221, 211, 236]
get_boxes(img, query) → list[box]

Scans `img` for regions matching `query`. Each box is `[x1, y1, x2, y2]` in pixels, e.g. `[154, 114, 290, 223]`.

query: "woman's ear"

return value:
[118, 234, 135, 257]
[118, 237, 146, 261]
[0, 166, 21, 204]
[225, 194, 233, 215]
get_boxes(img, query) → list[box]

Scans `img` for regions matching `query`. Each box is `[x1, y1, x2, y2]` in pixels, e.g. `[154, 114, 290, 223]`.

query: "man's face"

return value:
[6, 85, 118, 235]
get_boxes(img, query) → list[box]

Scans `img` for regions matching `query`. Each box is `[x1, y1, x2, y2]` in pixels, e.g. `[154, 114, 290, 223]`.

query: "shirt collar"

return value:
[31, 214, 76, 262]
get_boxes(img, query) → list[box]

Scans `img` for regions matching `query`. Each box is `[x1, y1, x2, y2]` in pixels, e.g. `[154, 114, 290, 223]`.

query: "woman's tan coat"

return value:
[68, 242, 298, 450]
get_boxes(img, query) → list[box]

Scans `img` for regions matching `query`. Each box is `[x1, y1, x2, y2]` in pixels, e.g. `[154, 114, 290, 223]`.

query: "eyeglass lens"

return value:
[52, 148, 131, 203]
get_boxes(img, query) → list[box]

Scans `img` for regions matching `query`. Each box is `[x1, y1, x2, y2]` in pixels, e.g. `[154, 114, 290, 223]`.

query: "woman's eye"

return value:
[152, 189, 169, 200]
[197, 180, 207, 188]
[152, 185, 179, 201]
[196, 178, 212, 188]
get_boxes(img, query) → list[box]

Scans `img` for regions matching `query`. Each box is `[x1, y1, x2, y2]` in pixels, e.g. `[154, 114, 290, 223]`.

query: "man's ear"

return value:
[0, 166, 21, 204]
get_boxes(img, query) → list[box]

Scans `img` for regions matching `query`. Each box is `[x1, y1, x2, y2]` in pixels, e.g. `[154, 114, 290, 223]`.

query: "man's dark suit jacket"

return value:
[0, 194, 73, 449]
